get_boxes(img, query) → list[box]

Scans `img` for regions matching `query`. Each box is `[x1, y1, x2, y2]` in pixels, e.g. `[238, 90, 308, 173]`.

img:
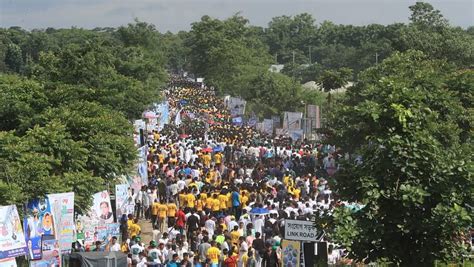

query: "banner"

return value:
[30, 235, 60, 267]
[92, 191, 113, 224]
[283, 112, 303, 130]
[0, 258, 17, 267]
[272, 115, 281, 129]
[48, 193, 74, 254]
[115, 184, 135, 219]
[225, 96, 246, 116]
[289, 129, 304, 141]
[75, 217, 120, 246]
[0, 205, 27, 260]
[282, 240, 301, 267]
[137, 146, 148, 186]
[232, 117, 242, 126]
[263, 119, 273, 135]
[24, 198, 55, 260]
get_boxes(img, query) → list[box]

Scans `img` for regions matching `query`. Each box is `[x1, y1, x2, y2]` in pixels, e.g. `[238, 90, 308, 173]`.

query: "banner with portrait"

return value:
[0, 205, 27, 260]
[30, 235, 60, 267]
[92, 191, 114, 224]
[115, 184, 134, 220]
[263, 119, 274, 135]
[0, 258, 17, 267]
[282, 239, 301, 267]
[23, 198, 55, 260]
[47, 192, 75, 254]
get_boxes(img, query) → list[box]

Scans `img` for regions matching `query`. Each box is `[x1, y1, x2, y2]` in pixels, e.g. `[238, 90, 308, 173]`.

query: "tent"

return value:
[69, 251, 128, 267]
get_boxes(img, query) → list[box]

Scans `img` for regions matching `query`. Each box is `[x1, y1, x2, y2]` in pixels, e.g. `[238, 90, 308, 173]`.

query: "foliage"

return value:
[325, 51, 473, 265]
[318, 67, 353, 91]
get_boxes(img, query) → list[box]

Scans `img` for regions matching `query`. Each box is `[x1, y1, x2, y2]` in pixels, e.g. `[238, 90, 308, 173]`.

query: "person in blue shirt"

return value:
[166, 253, 179, 267]
[231, 187, 241, 220]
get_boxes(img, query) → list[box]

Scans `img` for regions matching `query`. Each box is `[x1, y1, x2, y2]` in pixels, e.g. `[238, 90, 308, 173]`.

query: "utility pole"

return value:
[292, 51, 295, 64]
[275, 53, 278, 64]
[375, 52, 379, 64]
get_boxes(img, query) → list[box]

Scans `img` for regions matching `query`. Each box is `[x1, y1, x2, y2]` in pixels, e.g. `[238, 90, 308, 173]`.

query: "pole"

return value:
[292, 51, 295, 64]
[375, 52, 379, 64]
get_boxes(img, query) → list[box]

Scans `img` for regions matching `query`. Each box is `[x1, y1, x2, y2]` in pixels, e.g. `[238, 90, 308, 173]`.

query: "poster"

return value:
[30, 235, 60, 267]
[263, 119, 273, 135]
[48, 192, 74, 254]
[91, 191, 114, 224]
[0, 258, 17, 267]
[225, 96, 246, 116]
[232, 117, 243, 126]
[137, 146, 148, 186]
[24, 198, 55, 260]
[282, 240, 301, 267]
[0, 205, 27, 260]
[115, 184, 135, 219]
[289, 129, 304, 141]
[75, 217, 120, 246]
[283, 112, 303, 130]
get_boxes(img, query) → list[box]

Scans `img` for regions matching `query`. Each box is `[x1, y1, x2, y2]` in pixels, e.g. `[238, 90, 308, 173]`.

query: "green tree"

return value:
[323, 51, 473, 265]
[5, 43, 23, 72]
[409, 2, 448, 28]
[318, 67, 352, 91]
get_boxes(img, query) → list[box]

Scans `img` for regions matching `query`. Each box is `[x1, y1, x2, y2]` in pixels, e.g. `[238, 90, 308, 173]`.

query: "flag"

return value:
[175, 108, 183, 126]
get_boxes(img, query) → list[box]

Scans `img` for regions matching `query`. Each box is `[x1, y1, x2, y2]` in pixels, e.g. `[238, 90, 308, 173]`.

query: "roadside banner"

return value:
[284, 219, 318, 242]
[263, 119, 273, 135]
[283, 112, 303, 130]
[0, 258, 17, 267]
[92, 191, 113, 224]
[0, 205, 28, 260]
[282, 239, 301, 267]
[47, 192, 74, 254]
[115, 184, 134, 219]
[30, 235, 61, 267]
[24, 198, 55, 260]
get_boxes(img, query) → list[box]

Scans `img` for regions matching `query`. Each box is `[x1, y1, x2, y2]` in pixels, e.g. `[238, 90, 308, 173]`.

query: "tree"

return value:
[409, 2, 448, 28]
[323, 51, 473, 265]
[5, 43, 23, 72]
[318, 67, 352, 91]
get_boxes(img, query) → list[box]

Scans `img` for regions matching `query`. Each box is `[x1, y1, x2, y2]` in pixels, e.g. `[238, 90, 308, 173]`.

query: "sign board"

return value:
[48, 192, 75, 254]
[0, 205, 28, 260]
[284, 219, 318, 242]
[282, 240, 301, 267]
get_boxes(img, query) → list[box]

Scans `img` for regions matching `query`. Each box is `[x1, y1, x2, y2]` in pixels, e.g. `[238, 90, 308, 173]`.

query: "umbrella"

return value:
[250, 207, 269, 215]
[202, 147, 212, 153]
[213, 146, 223, 152]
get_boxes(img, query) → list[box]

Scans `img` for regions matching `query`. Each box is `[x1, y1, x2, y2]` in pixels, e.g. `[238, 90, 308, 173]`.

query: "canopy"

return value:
[69, 251, 128, 267]
[250, 207, 269, 215]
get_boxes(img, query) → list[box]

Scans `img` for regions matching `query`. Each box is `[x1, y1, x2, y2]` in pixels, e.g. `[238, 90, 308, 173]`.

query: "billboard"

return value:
[115, 184, 134, 219]
[24, 198, 55, 260]
[48, 193, 74, 254]
[0, 205, 27, 260]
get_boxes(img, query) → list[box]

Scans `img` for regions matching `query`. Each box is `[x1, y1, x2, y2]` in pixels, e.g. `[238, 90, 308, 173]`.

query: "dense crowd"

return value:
[117, 78, 346, 266]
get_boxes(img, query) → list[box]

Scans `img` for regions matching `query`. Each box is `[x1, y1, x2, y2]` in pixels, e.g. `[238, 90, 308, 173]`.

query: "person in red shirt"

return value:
[175, 207, 186, 235]
[223, 249, 238, 267]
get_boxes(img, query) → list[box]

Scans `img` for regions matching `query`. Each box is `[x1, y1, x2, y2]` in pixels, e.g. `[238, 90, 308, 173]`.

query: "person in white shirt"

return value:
[108, 236, 121, 252]
[238, 237, 249, 267]
[147, 241, 161, 263]
[253, 215, 264, 237]
[205, 217, 216, 238]
[130, 238, 144, 262]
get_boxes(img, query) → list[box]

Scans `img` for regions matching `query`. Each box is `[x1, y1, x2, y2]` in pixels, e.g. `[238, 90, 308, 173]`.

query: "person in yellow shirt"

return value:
[151, 200, 160, 227]
[207, 241, 221, 265]
[230, 225, 241, 246]
[240, 191, 249, 208]
[205, 193, 214, 211]
[157, 202, 168, 233]
[186, 191, 196, 209]
[196, 194, 203, 212]
[202, 152, 212, 168]
[167, 202, 177, 227]
[128, 218, 141, 239]
[158, 153, 164, 164]
[211, 194, 221, 216]
[214, 152, 223, 165]
[218, 193, 228, 212]
[178, 192, 186, 209]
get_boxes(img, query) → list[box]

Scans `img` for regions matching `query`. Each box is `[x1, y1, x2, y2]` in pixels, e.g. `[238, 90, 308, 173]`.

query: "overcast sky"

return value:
[1, 0, 472, 32]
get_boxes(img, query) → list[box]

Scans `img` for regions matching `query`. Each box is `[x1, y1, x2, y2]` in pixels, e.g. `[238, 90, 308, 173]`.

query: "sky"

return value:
[0, 0, 472, 32]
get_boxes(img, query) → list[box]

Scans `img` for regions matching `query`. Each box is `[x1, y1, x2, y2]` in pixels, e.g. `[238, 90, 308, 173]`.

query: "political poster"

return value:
[232, 117, 243, 126]
[282, 240, 301, 267]
[283, 112, 303, 130]
[93, 191, 114, 224]
[47, 192, 74, 254]
[263, 119, 273, 135]
[137, 146, 148, 186]
[0, 205, 27, 260]
[225, 96, 246, 116]
[115, 184, 134, 220]
[24, 198, 55, 260]
[30, 235, 60, 267]
[75, 216, 120, 246]
[289, 129, 304, 141]
[0, 258, 17, 267]
[272, 115, 281, 129]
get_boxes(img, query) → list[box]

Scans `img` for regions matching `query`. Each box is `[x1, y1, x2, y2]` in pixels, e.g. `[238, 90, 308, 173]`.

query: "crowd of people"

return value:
[117, 78, 347, 266]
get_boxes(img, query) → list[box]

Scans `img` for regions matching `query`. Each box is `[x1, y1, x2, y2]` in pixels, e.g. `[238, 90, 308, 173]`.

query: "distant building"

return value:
[269, 64, 285, 73]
